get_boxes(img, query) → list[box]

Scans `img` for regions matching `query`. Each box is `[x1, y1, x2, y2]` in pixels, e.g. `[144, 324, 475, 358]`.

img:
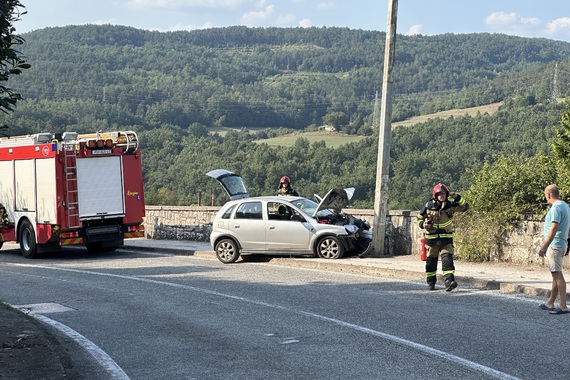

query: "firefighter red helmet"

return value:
[280, 176, 291, 184]
[432, 183, 449, 198]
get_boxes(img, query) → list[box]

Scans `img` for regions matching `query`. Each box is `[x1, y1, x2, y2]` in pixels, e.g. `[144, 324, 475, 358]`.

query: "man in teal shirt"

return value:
[539, 184, 570, 314]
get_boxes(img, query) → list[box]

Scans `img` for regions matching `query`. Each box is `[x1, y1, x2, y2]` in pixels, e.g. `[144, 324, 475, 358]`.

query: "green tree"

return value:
[0, 0, 30, 116]
[322, 111, 348, 130]
[465, 154, 556, 221]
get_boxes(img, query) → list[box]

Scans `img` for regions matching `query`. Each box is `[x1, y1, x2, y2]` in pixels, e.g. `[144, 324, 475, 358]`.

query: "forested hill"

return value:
[8, 25, 570, 133]
[3, 25, 570, 208]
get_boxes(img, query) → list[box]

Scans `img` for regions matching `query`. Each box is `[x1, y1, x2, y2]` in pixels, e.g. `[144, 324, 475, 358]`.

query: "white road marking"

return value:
[280, 339, 300, 344]
[10, 263, 521, 380]
[14, 302, 75, 313]
[14, 305, 130, 380]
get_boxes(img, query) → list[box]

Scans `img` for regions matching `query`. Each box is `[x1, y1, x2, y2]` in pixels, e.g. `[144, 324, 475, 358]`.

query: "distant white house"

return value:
[318, 124, 337, 132]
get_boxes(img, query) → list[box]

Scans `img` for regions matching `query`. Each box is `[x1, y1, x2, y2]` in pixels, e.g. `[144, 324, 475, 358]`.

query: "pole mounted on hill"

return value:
[371, 0, 398, 257]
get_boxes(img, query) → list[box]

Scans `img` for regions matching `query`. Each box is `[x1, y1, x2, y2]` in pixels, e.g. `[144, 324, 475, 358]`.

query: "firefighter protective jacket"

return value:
[277, 186, 299, 196]
[417, 194, 469, 245]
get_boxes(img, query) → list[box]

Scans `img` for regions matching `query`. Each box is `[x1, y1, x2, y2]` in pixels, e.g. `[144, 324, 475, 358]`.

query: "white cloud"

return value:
[241, 4, 275, 25]
[298, 18, 312, 28]
[166, 21, 215, 31]
[405, 24, 422, 36]
[94, 18, 119, 26]
[484, 11, 518, 26]
[482, 11, 570, 41]
[519, 17, 541, 27]
[317, 2, 335, 10]
[484, 12, 541, 29]
[128, 0, 244, 9]
[484, 11, 543, 37]
[275, 13, 296, 25]
[545, 17, 570, 35]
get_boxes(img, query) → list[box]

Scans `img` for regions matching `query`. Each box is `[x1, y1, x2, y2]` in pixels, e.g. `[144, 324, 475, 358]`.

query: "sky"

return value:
[14, 0, 570, 43]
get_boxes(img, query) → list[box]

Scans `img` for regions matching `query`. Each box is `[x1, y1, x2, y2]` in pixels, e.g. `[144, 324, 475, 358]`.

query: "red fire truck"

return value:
[0, 130, 145, 258]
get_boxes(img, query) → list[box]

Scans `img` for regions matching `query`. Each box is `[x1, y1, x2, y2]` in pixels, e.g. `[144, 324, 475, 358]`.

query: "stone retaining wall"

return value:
[144, 205, 218, 242]
[143, 206, 546, 264]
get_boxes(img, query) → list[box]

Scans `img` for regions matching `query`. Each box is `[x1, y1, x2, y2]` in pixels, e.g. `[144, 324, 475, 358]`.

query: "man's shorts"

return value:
[546, 246, 566, 272]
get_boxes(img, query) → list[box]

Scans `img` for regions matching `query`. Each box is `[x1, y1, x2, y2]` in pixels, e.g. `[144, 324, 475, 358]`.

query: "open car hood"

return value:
[206, 169, 249, 200]
[312, 187, 355, 217]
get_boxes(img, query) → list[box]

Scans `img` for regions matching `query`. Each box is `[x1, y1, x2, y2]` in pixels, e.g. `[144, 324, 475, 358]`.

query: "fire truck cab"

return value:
[0, 130, 145, 258]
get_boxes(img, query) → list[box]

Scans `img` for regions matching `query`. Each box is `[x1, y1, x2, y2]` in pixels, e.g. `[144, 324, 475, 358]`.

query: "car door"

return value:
[265, 202, 311, 252]
[231, 201, 265, 251]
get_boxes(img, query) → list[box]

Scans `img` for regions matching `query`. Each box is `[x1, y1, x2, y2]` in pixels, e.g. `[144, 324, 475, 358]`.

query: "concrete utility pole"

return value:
[371, 0, 398, 257]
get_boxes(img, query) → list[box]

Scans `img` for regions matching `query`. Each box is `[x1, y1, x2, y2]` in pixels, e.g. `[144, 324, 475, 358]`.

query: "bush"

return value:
[458, 154, 555, 261]
[454, 212, 511, 262]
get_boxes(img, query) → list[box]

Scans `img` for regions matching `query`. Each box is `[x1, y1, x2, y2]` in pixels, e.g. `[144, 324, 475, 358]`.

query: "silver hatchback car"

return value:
[207, 169, 373, 263]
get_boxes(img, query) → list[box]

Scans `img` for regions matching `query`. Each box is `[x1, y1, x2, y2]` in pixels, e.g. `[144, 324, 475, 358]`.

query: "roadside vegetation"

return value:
[454, 101, 570, 261]
[0, 0, 30, 119]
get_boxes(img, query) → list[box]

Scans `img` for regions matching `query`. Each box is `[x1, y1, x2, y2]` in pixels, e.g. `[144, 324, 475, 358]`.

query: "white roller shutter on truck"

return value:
[15, 160, 35, 212]
[36, 158, 57, 223]
[0, 161, 14, 215]
[76, 156, 125, 218]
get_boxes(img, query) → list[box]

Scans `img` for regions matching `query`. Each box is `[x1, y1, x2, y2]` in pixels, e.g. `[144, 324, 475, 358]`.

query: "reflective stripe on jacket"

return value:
[417, 194, 469, 243]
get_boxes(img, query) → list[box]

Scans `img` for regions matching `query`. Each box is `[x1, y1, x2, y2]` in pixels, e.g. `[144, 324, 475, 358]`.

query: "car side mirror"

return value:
[291, 215, 305, 222]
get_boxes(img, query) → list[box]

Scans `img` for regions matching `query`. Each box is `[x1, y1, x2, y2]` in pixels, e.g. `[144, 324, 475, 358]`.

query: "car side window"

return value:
[267, 202, 292, 221]
[221, 205, 235, 219]
[235, 201, 263, 220]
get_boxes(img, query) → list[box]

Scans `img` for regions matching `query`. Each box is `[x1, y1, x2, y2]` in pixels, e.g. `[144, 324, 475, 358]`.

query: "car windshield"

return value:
[290, 198, 333, 218]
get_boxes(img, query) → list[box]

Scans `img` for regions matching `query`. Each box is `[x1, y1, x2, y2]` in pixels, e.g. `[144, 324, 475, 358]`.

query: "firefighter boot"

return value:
[441, 253, 457, 291]
[445, 279, 457, 292]
[425, 256, 438, 291]
[443, 272, 457, 291]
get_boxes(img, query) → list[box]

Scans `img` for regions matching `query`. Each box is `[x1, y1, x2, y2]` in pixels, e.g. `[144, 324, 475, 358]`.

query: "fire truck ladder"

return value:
[62, 141, 81, 229]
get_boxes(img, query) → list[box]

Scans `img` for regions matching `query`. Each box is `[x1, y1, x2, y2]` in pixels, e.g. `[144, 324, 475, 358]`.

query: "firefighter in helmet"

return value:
[417, 183, 469, 291]
[0, 203, 10, 227]
[276, 176, 299, 196]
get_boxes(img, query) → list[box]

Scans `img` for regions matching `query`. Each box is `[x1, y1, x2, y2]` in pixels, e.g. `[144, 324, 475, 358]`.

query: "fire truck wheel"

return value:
[19, 220, 38, 259]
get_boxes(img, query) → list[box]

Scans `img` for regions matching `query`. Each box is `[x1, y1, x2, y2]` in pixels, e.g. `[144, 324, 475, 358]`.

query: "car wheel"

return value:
[316, 236, 343, 259]
[19, 220, 38, 259]
[215, 238, 240, 263]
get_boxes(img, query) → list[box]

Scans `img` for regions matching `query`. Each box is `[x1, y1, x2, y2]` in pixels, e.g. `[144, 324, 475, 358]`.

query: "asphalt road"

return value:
[0, 246, 568, 380]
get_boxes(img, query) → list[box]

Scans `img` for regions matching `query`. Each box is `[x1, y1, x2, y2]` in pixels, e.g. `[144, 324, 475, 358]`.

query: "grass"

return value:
[255, 131, 368, 148]
[392, 102, 502, 128]
[210, 102, 503, 147]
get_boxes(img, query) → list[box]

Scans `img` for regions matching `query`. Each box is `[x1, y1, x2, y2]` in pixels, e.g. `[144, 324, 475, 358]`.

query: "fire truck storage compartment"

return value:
[0, 158, 57, 223]
[0, 161, 16, 215]
[15, 160, 36, 212]
[35, 158, 57, 223]
[76, 156, 125, 219]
